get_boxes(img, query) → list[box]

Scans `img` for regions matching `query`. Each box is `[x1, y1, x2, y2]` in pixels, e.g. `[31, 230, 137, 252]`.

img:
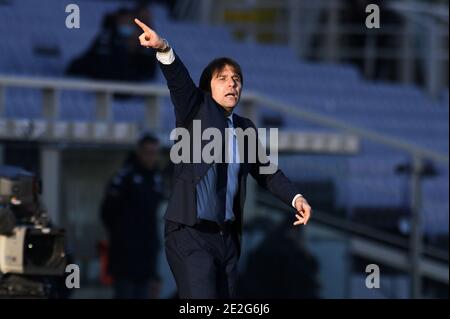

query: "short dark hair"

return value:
[137, 133, 159, 147]
[199, 57, 243, 93]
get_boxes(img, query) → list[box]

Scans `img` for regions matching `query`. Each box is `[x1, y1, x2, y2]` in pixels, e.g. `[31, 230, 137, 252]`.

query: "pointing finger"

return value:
[134, 18, 150, 32]
[293, 219, 305, 226]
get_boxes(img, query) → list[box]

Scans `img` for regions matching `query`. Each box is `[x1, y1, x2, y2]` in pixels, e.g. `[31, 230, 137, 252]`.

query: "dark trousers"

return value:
[164, 220, 240, 299]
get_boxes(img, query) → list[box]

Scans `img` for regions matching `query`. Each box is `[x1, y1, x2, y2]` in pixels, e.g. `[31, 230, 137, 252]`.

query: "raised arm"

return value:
[134, 18, 202, 126]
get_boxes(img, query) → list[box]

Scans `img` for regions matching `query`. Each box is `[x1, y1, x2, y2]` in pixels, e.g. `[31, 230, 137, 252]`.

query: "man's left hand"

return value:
[293, 196, 312, 226]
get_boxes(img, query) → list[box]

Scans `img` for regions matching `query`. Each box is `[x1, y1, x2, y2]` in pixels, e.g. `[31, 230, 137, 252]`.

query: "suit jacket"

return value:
[159, 52, 299, 244]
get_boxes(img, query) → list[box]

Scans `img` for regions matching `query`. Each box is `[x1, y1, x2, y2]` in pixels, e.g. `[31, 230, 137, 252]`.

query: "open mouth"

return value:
[225, 92, 237, 98]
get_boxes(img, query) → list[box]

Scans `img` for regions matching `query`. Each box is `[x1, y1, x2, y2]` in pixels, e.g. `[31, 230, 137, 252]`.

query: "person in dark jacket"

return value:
[100, 134, 163, 299]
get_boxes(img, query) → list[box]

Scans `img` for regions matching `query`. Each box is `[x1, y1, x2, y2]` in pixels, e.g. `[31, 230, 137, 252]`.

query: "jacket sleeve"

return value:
[158, 50, 203, 126]
[247, 120, 299, 208]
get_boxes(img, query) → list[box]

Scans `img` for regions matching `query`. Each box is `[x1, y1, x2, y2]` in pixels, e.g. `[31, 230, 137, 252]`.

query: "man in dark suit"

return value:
[134, 18, 312, 299]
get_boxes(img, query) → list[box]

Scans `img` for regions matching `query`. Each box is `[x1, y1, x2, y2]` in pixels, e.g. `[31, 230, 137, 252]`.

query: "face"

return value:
[136, 142, 159, 170]
[210, 65, 242, 113]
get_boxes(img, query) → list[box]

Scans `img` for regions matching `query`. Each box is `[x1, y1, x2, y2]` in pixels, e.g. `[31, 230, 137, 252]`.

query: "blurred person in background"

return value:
[66, 5, 157, 82]
[238, 217, 320, 299]
[100, 133, 164, 299]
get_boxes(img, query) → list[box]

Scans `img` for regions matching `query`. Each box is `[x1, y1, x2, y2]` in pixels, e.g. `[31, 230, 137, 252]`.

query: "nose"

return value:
[228, 78, 238, 88]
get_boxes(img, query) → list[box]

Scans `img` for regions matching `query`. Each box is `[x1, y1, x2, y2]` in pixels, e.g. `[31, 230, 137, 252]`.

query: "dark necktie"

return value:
[215, 118, 234, 224]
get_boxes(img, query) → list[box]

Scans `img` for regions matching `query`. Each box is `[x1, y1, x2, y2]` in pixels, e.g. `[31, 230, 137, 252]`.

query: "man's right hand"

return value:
[134, 18, 167, 50]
